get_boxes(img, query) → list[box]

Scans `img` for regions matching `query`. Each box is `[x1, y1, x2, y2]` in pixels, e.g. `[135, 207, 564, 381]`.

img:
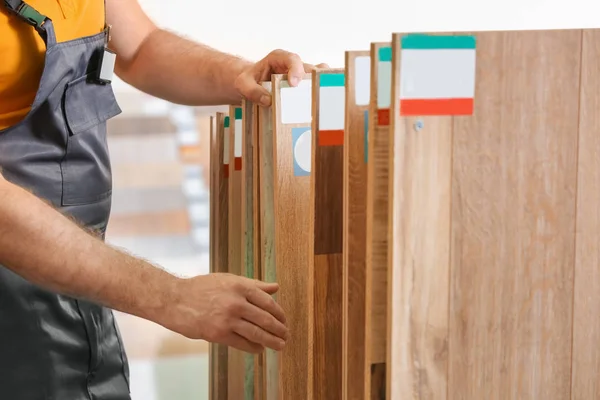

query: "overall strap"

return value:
[3, 0, 56, 46]
[103, 0, 111, 45]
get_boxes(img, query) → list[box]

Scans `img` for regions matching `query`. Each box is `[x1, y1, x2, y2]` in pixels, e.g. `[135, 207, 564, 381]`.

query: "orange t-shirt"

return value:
[0, 0, 105, 130]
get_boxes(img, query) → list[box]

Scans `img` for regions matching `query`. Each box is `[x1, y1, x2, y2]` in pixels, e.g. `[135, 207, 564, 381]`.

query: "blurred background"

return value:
[107, 0, 593, 398]
[106, 94, 222, 400]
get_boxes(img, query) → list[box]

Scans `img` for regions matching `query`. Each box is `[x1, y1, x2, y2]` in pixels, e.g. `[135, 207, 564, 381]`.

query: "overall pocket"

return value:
[61, 73, 121, 206]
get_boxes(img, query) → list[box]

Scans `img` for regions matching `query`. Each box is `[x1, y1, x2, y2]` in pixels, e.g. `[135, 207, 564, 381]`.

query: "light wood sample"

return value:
[387, 32, 452, 400]
[365, 41, 391, 399]
[569, 29, 600, 400]
[342, 50, 370, 400]
[271, 74, 312, 400]
[209, 115, 216, 400]
[258, 81, 279, 400]
[447, 29, 580, 399]
[210, 112, 229, 400]
[241, 100, 258, 400]
[228, 106, 245, 400]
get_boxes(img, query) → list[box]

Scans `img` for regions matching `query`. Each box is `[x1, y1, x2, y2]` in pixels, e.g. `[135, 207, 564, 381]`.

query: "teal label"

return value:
[401, 34, 476, 49]
[320, 73, 345, 87]
[378, 47, 392, 62]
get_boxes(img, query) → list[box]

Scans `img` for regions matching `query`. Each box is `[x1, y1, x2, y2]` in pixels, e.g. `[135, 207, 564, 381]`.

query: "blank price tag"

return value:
[97, 48, 116, 84]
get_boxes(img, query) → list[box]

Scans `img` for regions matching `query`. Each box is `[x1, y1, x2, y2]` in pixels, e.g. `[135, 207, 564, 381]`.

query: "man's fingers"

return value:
[246, 285, 286, 325]
[255, 280, 279, 295]
[241, 302, 288, 340]
[279, 52, 304, 87]
[303, 62, 330, 72]
[234, 319, 286, 351]
[236, 48, 330, 105]
[264, 49, 305, 86]
[235, 72, 272, 106]
[238, 276, 278, 294]
[224, 332, 264, 354]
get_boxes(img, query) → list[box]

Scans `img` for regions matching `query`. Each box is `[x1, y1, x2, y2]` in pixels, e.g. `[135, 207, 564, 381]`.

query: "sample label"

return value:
[318, 73, 345, 146]
[234, 107, 242, 170]
[223, 116, 230, 177]
[400, 34, 476, 116]
[354, 56, 371, 106]
[280, 79, 312, 124]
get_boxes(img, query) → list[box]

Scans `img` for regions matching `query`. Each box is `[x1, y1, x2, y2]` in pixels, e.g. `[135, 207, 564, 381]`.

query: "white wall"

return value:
[113, 0, 599, 92]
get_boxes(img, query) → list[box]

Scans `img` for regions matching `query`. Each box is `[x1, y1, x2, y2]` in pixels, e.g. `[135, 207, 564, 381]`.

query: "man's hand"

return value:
[158, 273, 288, 354]
[0, 175, 288, 354]
[107, 0, 329, 106]
[234, 49, 329, 107]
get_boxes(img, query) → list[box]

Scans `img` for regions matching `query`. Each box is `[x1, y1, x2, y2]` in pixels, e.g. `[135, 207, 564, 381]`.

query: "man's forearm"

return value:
[0, 177, 177, 323]
[115, 28, 252, 106]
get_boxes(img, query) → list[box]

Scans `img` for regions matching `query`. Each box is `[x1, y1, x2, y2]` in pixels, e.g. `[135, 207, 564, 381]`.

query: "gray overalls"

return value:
[0, 1, 130, 398]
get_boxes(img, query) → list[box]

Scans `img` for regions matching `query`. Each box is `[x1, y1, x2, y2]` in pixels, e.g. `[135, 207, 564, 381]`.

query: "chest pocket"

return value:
[61, 73, 121, 206]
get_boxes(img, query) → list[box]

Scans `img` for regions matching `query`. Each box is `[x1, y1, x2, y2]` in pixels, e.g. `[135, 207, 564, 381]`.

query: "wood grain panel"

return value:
[365, 41, 391, 399]
[212, 112, 229, 400]
[248, 101, 265, 400]
[370, 363, 386, 400]
[210, 115, 216, 269]
[257, 83, 279, 400]
[272, 74, 312, 400]
[313, 142, 344, 254]
[387, 32, 453, 400]
[312, 253, 344, 399]
[571, 29, 600, 399]
[228, 106, 245, 400]
[343, 50, 370, 400]
[309, 68, 345, 400]
[209, 115, 216, 400]
[241, 101, 258, 400]
[448, 30, 580, 399]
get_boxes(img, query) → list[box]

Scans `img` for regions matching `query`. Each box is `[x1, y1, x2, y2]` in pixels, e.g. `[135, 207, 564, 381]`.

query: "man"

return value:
[0, 0, 325, 398]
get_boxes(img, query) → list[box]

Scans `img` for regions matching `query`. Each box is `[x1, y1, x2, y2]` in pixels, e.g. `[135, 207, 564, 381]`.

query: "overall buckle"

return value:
[3, 0, 47, 29]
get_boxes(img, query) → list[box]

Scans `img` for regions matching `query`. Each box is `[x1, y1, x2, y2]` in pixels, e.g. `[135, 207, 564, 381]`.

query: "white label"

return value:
[223, 127, 230, 164]
[99, 49, 116, 82]
[280, 79, 312, 124]
[400, 49, 476, 99]
[318, 86, 345, 130]
[234, 119, 243, 157]
[354, 56, 371, 106]
[377, 61, 392, 109]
